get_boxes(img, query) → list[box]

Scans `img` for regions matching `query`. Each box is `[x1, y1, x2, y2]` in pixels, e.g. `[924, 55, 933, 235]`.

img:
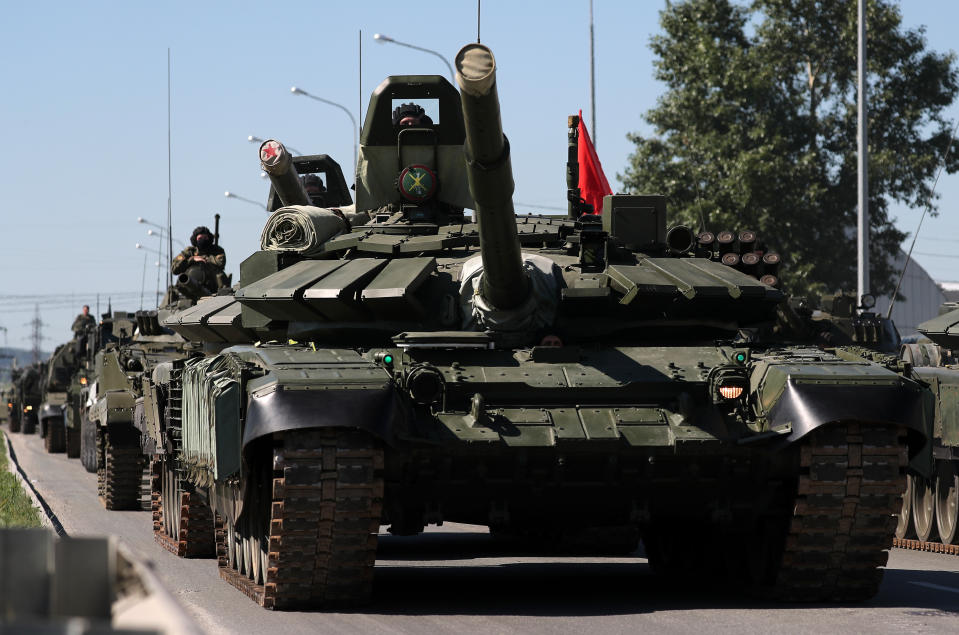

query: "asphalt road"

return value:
[6, 428, 959, 634]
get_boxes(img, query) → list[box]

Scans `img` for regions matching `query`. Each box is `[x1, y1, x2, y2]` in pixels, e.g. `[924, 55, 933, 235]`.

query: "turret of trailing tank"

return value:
[259, 140, 310, 208]
[455, 43, 529, 311]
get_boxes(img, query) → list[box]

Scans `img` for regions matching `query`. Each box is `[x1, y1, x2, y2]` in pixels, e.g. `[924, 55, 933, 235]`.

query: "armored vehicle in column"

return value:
[39, 340, 83, 453]
[145, 43, 926, 609]
[893, 306, 959, 550]
[13, 362, 45, 435]
[7, 369, 22, 433]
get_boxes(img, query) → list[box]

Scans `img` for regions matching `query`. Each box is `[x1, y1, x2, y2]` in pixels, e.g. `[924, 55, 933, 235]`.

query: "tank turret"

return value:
[455, 43, 529, 311]
[259, 140, 310, 207]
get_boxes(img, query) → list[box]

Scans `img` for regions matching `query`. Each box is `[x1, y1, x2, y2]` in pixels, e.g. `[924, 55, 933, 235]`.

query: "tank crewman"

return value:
[302, 173, 327, 207]
[171, 226, 226, 274]
[171, 226, 228, 289]
[71, 305, 96, 334]
[392, 102, 433, 128]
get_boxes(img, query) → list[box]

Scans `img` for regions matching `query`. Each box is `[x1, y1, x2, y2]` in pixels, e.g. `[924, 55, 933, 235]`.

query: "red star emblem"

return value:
[260, 141, 279, 161]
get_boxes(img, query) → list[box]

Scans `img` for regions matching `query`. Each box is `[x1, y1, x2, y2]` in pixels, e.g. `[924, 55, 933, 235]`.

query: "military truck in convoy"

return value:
[141, 43, 927, 610]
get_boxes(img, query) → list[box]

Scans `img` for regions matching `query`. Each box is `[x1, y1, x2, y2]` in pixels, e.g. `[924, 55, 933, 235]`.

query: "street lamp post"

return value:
[147, 229, 184, 249]
[373, 33, 453, 81]
[224, 191, 267, 211]
[135, 242, 162, 308]
[290, 87, 358, 171]
[248, 135, 301, 156]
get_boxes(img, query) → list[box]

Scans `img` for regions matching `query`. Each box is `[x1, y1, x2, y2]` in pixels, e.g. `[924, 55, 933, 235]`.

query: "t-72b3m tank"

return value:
[150, 43, 927, 609]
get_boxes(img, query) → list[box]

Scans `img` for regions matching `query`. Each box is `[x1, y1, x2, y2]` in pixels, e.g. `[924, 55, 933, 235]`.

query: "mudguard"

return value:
[757, 360, 932, 474]
[242, 384, 406, 450]
[90, 390, 136, 426]
[39, 403, 65, 423]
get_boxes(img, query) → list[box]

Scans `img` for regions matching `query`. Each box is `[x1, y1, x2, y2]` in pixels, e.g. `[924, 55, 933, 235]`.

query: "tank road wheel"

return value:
[912, 474, 936, 542]
[152, 456, 215, 557]
[66, 424, 80, 458]
[745, 423, 906, 602]
[43, 418, 66, 453]
[895, 474, 914, 539]
[935, 461, 959, 545]
[97, 426, 145, 510]
[216, 428, 384, 610]
[80, 414, 97, 473]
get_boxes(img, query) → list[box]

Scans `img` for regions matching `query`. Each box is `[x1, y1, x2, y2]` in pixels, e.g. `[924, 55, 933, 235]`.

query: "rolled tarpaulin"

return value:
[259, 205, 347, 256]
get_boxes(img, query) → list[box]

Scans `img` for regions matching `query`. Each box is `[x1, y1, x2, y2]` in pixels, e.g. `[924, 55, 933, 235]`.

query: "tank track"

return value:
[216, 429, 384, 610]
[151, 458, 216, 557]
[44, 420, 65, 453]
[892, 537, 959, 555]
[66, 425, 80, 458]
[767, 423, 907, 601]
[96, 427, 146, 510]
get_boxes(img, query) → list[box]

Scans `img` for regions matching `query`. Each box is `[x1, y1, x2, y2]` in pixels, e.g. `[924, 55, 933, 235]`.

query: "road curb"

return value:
[2, 430, 62, 534]
[3, 430, 204, 634]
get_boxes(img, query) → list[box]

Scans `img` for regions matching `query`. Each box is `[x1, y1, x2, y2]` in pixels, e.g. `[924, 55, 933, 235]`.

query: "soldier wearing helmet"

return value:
[302, 173, 327, 207]
[392, 102, 433, 128]
[172, 226, 226, 273]
[171, 226, 228, 290]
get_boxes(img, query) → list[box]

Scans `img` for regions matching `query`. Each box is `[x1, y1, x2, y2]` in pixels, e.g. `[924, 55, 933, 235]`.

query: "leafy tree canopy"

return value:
[621, 0, 958, 297]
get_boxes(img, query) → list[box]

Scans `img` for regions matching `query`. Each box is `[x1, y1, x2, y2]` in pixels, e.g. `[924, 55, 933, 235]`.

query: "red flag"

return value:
[577, 110, 611, 214]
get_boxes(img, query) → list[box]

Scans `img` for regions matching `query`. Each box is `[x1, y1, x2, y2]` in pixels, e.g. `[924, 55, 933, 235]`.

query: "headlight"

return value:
[718, 384, 744, 400]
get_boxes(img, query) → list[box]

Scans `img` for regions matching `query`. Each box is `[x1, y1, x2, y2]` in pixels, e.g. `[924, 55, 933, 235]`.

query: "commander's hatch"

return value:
[266, 154, 353, 212]
[356, 75, 474, 212]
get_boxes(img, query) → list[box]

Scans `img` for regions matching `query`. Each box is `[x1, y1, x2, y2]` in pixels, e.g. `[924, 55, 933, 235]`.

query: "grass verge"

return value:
[0, 431, 43, 527]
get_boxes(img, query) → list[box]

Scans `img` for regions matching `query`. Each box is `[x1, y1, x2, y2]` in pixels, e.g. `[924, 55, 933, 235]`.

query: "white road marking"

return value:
[909, 581, 959, 595]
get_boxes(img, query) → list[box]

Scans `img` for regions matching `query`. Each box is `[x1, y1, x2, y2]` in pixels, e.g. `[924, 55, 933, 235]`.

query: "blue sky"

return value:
[0, 0, 957, 349]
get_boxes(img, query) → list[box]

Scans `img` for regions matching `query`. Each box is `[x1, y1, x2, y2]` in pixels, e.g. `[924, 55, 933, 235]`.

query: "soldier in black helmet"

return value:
[172, 226, 225, 273]
[302, 173, 327, 207]
[171, 226, 228, 289]
[392, 102, 433, 128]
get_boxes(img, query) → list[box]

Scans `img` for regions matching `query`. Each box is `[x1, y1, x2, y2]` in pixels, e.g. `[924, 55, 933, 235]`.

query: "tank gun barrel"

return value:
[175, 274, 207, 301]
[259, 140, 311, 208]
[455, 43, 529, 311]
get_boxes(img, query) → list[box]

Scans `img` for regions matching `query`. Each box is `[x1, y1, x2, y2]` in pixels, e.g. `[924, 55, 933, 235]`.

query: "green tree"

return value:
[621, 0, 958, 297]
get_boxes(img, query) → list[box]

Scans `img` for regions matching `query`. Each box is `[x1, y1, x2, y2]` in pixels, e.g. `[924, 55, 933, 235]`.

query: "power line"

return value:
[913, 251, 959, 259]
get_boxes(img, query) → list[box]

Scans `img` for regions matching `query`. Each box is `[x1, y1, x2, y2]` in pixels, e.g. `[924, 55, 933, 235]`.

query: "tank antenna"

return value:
[167, 48, 174, 296]
[359, 28, 363, 181]
[476, 0, 481, 43]
[589, 0, 596, 145]
[886, 116, 959, 319]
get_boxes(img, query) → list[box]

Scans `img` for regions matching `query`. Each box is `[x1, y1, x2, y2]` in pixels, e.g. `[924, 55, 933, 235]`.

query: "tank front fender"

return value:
[39, 404, 65, 423]
[766, 379, 927, 442]
[762, 374, 932, 475]
[242, 385, 406, 450]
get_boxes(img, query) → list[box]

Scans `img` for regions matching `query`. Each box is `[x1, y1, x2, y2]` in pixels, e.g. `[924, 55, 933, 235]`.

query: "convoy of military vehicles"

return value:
[3, 40, 958, 613]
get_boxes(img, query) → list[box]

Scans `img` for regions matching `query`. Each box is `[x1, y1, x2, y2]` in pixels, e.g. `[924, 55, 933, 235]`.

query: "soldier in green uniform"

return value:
[172, 226, 226, 273]
[171, 226, 228, 291]
[71, 305, 96, 334]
